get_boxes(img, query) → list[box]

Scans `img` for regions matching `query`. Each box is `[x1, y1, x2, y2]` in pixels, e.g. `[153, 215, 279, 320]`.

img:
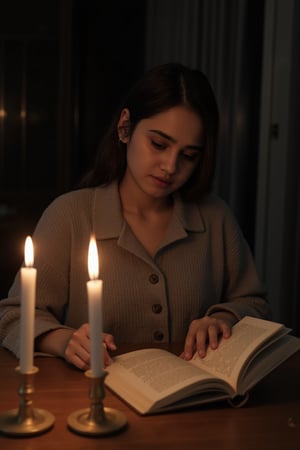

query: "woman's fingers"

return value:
[182, 314, 235, 361]
[64, 326, 117, 370]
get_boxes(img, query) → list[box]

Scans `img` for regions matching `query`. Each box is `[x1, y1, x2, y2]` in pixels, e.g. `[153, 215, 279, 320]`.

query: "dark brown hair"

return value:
[80, 63, 219, 200]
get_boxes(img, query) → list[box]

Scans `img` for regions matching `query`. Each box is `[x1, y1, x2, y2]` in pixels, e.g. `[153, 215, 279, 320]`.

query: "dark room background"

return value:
[0, 0, 299, 335]
[0, 0, 146, 297]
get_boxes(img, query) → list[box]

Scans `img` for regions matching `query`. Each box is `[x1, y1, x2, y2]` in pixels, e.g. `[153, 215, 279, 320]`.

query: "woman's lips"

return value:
[151, 175, 172, 188]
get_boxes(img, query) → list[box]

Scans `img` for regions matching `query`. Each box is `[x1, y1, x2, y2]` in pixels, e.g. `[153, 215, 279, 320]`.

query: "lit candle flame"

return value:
[88, 236, 99, 280]
[24, 236, 34, 267]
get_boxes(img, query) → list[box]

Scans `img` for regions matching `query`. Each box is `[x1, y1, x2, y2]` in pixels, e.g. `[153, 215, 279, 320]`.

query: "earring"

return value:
[118, 124, 130, 143]
[118, 135, 126, 144]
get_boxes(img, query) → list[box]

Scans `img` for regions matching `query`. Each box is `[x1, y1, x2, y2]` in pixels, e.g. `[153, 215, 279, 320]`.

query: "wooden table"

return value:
[0, 346, 299, 450]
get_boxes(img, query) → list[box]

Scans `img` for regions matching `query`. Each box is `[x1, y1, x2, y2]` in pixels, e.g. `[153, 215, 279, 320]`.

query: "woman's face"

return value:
[119, 106, 204, 199]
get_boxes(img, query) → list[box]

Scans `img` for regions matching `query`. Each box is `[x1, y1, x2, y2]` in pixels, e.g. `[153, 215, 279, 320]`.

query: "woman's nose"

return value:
[160, 151, 178, 175]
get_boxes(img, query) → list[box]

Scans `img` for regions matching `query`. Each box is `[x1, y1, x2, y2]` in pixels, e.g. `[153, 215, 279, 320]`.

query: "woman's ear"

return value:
[118, 108, 131, 143]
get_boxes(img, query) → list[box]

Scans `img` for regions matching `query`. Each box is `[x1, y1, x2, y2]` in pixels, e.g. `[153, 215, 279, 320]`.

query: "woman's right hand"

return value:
[36, 324, 116, 371]
[64, 324, 117, 370]
[64, 323, 91, 370]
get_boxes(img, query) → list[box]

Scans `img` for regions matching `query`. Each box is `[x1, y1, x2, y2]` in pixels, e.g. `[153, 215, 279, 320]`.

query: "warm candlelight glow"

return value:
[0, 108, 7, 118]
[24, 236, 34, 267]
[88, 236, 99, 280]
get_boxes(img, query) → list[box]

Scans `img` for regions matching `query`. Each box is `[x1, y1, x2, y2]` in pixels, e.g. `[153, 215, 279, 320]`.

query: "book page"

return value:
[111, 348, 212, 394]
[106, 348, 219, 413]
[190, 316, 284, 391]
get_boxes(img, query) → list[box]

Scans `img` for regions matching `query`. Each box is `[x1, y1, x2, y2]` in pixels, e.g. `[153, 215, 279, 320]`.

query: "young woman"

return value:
[0, 63, 270, 370]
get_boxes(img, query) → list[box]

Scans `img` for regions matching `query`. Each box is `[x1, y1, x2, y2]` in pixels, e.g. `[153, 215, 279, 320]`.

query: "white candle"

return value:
[20, 236, 37, 373]
[87, 236, 103, 377]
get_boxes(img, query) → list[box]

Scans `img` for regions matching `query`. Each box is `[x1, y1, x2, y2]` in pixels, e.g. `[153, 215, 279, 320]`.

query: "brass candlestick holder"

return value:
[0, 366, 55, 436]
[67, 370, 127, 436]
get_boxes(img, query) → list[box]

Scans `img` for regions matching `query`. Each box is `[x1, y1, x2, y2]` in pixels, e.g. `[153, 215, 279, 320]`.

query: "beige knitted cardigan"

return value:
[0, 182, 270, 357]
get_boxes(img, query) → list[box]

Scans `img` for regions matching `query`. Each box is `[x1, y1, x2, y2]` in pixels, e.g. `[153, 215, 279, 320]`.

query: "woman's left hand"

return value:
[180, 312, 237, 361]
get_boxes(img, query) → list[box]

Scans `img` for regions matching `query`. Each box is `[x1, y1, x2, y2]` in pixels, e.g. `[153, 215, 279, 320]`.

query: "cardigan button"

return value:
[149, 273, 159, 284]
[152, 304, 162, 314]
[153, 330, 164, 341]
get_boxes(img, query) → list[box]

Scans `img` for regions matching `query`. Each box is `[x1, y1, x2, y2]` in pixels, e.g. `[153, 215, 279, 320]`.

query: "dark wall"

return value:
[75, 1, 146, 183]
[0, 0, 146, 298]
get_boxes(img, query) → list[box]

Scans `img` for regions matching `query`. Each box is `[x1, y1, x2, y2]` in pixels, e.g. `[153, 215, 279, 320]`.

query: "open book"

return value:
[105, 316, 300, 415]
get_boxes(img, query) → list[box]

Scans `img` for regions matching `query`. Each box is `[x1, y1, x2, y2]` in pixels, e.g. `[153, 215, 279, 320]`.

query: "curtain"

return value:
[145, 0, 264, 250]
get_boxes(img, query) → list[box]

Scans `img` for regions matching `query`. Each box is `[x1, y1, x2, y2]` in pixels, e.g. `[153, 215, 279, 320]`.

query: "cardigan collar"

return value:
[93, 182, 206, 244]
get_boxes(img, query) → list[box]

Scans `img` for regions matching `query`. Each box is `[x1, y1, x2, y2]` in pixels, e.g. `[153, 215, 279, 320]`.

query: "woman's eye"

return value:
[182, 152, 199, 161]
[151, 140, 166, 150]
